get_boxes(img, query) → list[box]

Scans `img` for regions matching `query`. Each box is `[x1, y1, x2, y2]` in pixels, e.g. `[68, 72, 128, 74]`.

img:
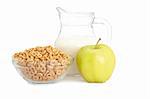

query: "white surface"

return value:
[0, 0, 149, 99]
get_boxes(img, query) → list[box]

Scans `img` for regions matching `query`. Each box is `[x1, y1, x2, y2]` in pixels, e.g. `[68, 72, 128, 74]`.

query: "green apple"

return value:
[76, 38, 115, 83]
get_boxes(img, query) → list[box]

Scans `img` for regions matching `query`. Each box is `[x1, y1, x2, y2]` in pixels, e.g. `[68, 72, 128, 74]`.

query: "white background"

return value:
[0, 0, 149, 99]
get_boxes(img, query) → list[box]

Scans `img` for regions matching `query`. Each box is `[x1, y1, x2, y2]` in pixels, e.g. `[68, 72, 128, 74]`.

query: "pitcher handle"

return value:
[93, 17, 112, 45]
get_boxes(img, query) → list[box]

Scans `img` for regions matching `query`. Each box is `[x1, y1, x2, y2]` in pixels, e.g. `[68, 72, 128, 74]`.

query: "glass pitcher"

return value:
[55, 7, 112, 76]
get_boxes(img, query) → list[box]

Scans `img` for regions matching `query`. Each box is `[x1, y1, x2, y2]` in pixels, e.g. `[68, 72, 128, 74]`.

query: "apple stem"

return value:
[95, 38, 101, 49]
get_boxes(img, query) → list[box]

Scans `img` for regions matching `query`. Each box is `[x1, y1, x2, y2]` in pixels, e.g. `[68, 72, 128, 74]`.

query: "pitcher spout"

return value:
[56, 7, 95, 26]
[56, 7, 67, 15]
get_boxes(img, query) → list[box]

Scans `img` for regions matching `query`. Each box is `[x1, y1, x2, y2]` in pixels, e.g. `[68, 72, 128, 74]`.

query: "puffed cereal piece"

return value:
[36, 61, 47, 73]
[36, 73, 43, 81]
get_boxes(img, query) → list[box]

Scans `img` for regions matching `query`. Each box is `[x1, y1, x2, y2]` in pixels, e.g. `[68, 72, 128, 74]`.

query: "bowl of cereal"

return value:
[12, 45, 72, 84]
